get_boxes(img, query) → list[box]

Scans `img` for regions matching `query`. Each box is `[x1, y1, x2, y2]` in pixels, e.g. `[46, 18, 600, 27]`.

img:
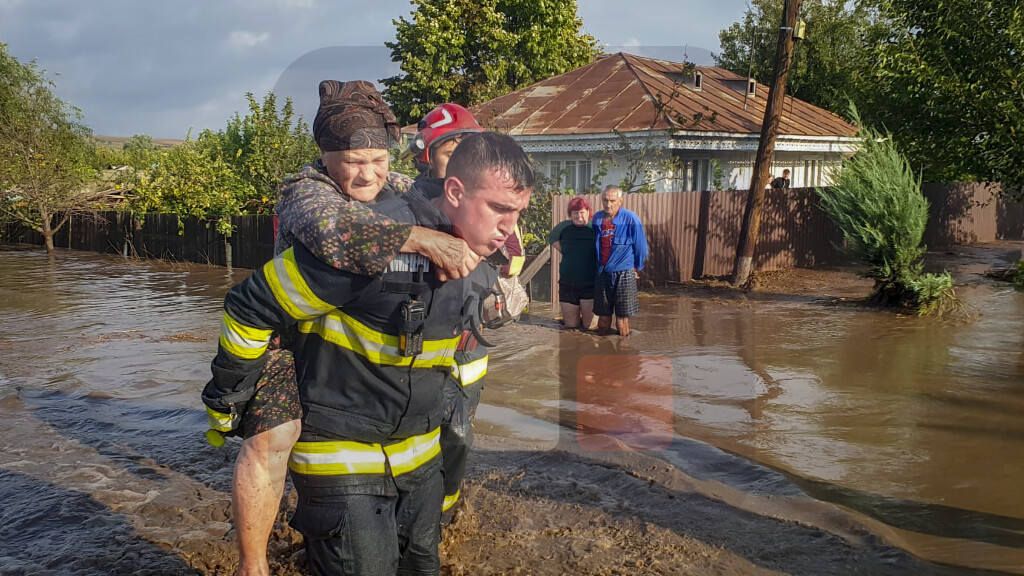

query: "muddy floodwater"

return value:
[1, 244, 1022, 575]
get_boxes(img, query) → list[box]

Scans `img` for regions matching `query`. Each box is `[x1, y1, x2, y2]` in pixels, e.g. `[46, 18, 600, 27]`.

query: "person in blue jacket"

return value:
[591, 185, 648, 336]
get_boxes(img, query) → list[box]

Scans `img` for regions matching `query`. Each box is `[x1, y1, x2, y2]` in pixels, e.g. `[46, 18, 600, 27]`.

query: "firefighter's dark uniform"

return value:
[203, 186, 496, 576]
[441, 224, 525, 519]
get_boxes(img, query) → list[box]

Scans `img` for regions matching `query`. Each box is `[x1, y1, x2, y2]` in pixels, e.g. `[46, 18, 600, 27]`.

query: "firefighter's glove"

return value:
[201, 381, 255, 447]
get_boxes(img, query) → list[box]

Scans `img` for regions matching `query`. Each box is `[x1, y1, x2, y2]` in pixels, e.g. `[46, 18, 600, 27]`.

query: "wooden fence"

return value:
[1, 212, 277, 268]
[3, 183, 1021, 301]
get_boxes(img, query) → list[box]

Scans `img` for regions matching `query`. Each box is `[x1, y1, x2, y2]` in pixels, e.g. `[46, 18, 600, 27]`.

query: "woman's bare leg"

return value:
[560, 302, 581, 328]
[579, 299, 595, 331]
[232, 419, 301, 576]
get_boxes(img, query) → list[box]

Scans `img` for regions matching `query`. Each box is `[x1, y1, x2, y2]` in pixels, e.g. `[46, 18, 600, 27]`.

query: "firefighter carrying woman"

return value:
[202, 80, 530, 576]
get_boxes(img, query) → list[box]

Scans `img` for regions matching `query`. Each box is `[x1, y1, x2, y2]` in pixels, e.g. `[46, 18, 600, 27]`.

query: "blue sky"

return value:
[0, 0, 749, 138]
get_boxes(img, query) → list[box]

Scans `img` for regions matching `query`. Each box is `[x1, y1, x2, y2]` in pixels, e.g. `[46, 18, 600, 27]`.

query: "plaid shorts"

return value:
[593, 269, 640, 318]
[241, 348, 303, 438]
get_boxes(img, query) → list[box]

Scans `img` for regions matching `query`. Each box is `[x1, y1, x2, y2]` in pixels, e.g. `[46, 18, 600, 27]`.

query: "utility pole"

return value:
[731, 0, 803, 287]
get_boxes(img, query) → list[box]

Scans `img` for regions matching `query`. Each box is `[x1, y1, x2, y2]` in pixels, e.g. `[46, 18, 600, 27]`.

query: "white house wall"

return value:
[520, 134, 851, 193]
[717, 151, 845, 190]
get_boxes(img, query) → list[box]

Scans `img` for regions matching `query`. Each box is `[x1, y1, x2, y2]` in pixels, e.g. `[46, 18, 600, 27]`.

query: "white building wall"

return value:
[715, 151, 845, 190]
[525, 145, 847, 193]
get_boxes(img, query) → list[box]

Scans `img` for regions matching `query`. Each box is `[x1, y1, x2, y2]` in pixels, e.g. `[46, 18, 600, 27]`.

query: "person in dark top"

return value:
[548, 196, 598, 330]
[771, 169, 791, 190]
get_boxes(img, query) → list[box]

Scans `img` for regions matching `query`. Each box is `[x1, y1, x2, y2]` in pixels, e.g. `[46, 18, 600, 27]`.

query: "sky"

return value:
[0, 0, 750, 139]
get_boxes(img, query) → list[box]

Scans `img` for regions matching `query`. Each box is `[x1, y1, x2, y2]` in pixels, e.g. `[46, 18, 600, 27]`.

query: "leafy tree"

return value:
[213, 92, 319, 213]
[122, 134, 157, 153]
[382, 0, 600, 124]
[128, 132, 254, 235]
[816, 106, 956, 315]
[863, 0, 1024, 196]
[716, 0, 879, 115]
[517, 170, 562, 255]
[0, 42, 111, 254]
[126, 92, 319, 226]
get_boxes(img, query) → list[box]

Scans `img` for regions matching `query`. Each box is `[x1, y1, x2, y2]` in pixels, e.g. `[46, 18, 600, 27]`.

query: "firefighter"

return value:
[204, 131, 534, 576]
[212, 82, 482, 576]
[406, 104, 528, 524]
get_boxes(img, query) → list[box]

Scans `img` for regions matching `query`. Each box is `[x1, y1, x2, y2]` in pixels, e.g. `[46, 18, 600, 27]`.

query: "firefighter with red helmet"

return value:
[406, 103, 484, 178]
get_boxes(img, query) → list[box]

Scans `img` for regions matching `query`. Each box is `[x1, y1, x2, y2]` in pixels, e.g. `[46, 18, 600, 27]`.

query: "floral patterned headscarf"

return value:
[312, 80, 400, 151]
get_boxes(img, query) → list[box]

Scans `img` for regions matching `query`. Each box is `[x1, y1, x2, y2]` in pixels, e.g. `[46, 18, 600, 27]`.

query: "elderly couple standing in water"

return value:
[203, 80, 532, 576]
[549, 186, 648, 336]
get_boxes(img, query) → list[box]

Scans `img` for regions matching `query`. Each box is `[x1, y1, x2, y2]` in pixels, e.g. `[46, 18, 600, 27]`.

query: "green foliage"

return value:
[389, 148, 420, 181]
[716, 0, 879, 116]
[125, 91, 318, 230]
[129, 133, 253, 235]
[0, 42, 106, 253]
[519, 170, 567, 255]
[1014, 261, 1024, 290]
[601, 131, 684, 193]
[905, 271, 957, 316]
[863, 0, 1024, 198]
[209, 92, 319, 213]
[122, 134, 157, 153]
[816, 106, 956, 315]
[382, 0, 600, 124]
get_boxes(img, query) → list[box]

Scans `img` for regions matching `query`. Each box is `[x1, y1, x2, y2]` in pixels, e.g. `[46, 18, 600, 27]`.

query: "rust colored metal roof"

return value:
[470, 52, 856, 138]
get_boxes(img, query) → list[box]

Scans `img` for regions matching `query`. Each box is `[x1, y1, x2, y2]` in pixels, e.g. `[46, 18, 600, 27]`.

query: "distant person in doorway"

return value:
[548, 196, 597, 330]
[592, 185, 647, 337]
[771, 169, 791, 190]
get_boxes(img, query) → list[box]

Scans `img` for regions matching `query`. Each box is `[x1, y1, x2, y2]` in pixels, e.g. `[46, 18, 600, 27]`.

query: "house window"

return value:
[694, 70, 703, 92]
[549, 159, 593, 192]
[803, 160, 820, 187]
[674, 158, 713, 191]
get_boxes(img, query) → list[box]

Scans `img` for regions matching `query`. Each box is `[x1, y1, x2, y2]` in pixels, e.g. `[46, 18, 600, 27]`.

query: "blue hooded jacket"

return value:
[592, 207, 648, 274]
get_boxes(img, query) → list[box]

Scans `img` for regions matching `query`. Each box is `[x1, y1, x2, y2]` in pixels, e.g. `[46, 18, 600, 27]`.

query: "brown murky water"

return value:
[1, 245, 1022, 575]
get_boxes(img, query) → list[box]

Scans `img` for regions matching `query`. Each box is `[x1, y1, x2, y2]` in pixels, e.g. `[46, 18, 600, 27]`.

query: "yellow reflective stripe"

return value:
[455, 355, 488, 387]
[289, 440, 387, 475]
[264, 248, 334, 320]
[206, 406, 234, 432]
[288, 428, 441, 477]
[299, 310, 459, 369]
[506, 255, 525, 276]
[219, 312, 272, 359]
[442, 489, 460, 511]
[383, 427, 441, 476]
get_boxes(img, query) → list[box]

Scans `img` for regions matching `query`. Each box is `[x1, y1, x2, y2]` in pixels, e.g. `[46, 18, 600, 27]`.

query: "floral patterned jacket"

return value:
[274, 160, 415, 276]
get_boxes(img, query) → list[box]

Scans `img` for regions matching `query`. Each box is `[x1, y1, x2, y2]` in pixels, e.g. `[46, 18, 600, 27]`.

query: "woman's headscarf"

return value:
[312, 80, 400, 151]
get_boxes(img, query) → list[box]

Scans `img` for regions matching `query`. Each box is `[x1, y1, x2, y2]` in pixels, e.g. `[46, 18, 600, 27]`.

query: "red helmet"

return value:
[407, 103, 483, 165]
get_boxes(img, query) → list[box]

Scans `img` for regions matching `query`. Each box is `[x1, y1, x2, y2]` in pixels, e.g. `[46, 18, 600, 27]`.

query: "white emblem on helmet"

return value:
[428, 107, 454, 129]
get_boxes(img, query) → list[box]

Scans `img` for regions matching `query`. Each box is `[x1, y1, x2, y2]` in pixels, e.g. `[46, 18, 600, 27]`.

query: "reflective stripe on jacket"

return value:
[206, 182, 498, 447]
[289, 427, 441, 476]
[452, 354, 488, 387]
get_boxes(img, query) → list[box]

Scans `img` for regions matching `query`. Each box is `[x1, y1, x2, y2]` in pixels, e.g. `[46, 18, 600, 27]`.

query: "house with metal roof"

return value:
[469, 52, 859, 192]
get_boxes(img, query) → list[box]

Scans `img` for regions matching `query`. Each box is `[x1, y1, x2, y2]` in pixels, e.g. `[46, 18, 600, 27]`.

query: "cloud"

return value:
[227, 30, 270, 50]
[271, 0, 315, 8]
[0, 0, 746, 138]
